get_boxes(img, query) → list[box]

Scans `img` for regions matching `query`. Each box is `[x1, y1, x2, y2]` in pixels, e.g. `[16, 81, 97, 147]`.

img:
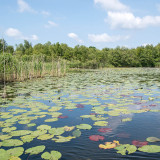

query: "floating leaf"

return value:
[98, 128, 112, 133]
[27, 123, 36, 127]
[49, 128, 65, 135]
[0, 149, 10, 160]
[115, 144, 137, 155]
[7, 147, 24, 157]
[41, 150, 62, 160]
[0, 135, 12, 140]
[2, 127, 17, 133]
[132, 140, 148, 147]
[45, 118, 58, 122]
[2, 139, 23, 147]
[138, 145, 160, 153]
[37, 125, 51, 130]
[37, 134, 54, 140]
[58, 115, 68, 119]
[31, 130, 47, 137]
[72, 130, 81, 137]
[64, 126, 75, 131]
[76, 104, 84, 108]
[20, 135, 34, 143]
[89, 135, 104, 141]
[25, 145, 45, 155]
[52, 136, 75, 143]
[99, 141, 119, 149]
[146, 137, 160, 142]
[10, 130, 32, 137]
[9, 156, 21, 160]
[76, 124, 92, 130]
[93, 121, 108, 126]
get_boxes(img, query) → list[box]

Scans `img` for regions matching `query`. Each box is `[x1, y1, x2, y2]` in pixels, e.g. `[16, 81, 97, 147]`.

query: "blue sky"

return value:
[1, 0, 160, 49]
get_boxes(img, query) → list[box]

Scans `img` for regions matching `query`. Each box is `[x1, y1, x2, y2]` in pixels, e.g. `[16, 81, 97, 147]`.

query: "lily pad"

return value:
[146, 137, 160, 142]
[93, 121, 108, 126]
[7, 147, 24, 157]
[10, 130, 32, 137]
[132, 140, 148, 147]
[52, 136, 75, 143]
[115, 144, 137, 155]
[37, 134, 54, 140]
[2, 127, 17, 133]
[72, 130, 81, 137]
[20, 135, 34, 143]
[98, 128, 112, 133]
[138, 145, 160, 153]
[25, 145, 45, 155]
[89, 135, 104, 141]
[76, 124, 92, 130]
[0, 149, 10, 160]
[41, 150, 62, 160]
[49, 128, 65, 135]
[37, 125, 51, 130]
[2, 139, 23, 147]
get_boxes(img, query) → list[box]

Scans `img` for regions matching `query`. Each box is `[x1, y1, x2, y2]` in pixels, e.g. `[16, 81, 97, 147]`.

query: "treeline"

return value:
[1, 39, 160, 68]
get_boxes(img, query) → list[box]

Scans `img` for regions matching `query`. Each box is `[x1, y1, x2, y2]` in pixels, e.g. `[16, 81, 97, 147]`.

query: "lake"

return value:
[1, 68, 160, 160]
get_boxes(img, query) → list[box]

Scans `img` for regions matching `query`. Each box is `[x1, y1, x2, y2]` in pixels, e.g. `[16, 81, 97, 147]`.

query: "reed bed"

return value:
[0, 53, 67, 82]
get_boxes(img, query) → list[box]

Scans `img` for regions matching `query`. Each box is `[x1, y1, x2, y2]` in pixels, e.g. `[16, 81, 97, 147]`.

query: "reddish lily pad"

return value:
[58, 115, 68, 119]
[132, 140, 148, 147]
[76, 104, 84, 108]
[98, 128, 112, 133]
[89, 135, 105, 141]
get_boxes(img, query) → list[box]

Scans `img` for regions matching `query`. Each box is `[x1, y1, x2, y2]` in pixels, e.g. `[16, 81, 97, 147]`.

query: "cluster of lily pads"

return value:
[1, 68, 160, 159]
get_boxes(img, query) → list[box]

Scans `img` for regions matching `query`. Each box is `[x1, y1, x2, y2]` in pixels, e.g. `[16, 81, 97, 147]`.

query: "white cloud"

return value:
[31, 35, 39, 41]
[88, 33, 129, 43]
[45, 21, 58, 28]
[68, 33, 83, 43]
[17, 0, 37, 13]
[94, 0, 129, 12]
[106, 11, 160, 29]
[5, 28, 22, 37]
[5, 28, 38, 41]
[41, 11, 50, 16]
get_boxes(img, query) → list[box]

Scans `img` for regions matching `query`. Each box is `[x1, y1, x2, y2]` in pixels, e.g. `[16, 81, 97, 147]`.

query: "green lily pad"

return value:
[72, 130, 81, 137]
[31, 130, 47, 137]
[115, 144, 137, 155]
[0, 149, 10, 160]
[2, 139, 23, 147]
[37, 134, 54, 140]
[45, 118, 58, 122]
[0, 135, 12, 140]
[7, 147, 24, 157]
[52, 136, 75, 143]
[20, 135, 34, 143]
[37, 125, 51, 130]
[10, 130, 32, 137]
[2, 127, 17, 133]
[49, 128, 65, 135]
[25, 145, 45, 155]
[41, 150, 62, 160]
[93, 121, 108, 126]
[76, 124, 92, 130]
[146, 137, 160, 142]
[27, 123, 36, 127]
[138, 145, 160, 153]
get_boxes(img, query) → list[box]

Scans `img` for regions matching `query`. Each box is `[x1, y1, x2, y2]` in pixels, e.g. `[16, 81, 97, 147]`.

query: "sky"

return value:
[1, 0, 160, 49]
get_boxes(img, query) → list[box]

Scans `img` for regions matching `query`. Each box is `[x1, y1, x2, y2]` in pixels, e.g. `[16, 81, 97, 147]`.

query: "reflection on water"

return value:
[0, 68, 160, 159]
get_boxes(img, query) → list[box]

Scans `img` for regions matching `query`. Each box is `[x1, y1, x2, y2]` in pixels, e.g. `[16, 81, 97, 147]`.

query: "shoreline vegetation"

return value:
[1, 39, 160, 82]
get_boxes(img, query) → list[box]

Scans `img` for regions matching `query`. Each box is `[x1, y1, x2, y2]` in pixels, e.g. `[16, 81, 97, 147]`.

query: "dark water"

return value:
[1, 68, 160, 160]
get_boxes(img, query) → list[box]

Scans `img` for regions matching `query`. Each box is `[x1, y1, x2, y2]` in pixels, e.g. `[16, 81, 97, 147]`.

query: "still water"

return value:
[1, 68, 160, 160]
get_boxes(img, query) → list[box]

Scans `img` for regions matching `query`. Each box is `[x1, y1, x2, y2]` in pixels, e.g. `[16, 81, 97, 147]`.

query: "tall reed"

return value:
[0, 53, 67, 82]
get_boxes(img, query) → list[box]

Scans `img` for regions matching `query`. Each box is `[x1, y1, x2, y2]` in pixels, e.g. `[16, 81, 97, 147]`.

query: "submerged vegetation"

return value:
[1, 39, 160, 81]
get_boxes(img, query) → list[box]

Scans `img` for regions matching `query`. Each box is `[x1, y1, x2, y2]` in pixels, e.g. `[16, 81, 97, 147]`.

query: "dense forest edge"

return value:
[1, 39, 160, 81]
